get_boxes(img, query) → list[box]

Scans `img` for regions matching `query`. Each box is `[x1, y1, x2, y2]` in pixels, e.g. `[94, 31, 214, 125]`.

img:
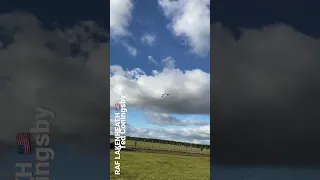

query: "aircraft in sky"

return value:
[161, 93, 169, 98]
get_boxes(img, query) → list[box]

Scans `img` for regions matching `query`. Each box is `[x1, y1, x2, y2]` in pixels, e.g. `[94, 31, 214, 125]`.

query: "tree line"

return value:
[110, 135, 210, 149]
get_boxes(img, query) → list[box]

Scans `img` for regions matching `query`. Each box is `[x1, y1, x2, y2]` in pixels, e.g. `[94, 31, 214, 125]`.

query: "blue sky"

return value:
[110, 0, 210, 144]
[110, 0, 210, 74]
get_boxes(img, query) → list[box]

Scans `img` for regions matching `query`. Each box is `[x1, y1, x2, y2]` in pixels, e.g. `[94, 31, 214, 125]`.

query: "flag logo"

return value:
[16, 133, 31, 154]
[115, 104, 120, 110]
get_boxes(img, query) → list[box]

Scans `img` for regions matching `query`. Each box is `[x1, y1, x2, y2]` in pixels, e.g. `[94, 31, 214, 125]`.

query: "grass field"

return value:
[110, 139, 210, 179]
[110, 150, 210, 180]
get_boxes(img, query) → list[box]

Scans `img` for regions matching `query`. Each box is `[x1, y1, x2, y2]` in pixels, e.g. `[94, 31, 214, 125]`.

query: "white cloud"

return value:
[110, 0, 137, 56]
[110, 63, 210, 114]
[148, 55, 158, 65]
[158, 0, 210, 56]
[144, 110, 209, 126]
[110, 119, 210, 144]
[141, 33, 156, 45]
[122, 41, 137, 56]
[0, 12, 109, 154]
[110, 54, 210, 143]
[110, 0, 134, 38]
[162, 56, 176, 69]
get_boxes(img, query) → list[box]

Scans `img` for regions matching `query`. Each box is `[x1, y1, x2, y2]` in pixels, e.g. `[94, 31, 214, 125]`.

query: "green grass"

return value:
[110, 139, 210, 155]
[110, 150, 210, 180]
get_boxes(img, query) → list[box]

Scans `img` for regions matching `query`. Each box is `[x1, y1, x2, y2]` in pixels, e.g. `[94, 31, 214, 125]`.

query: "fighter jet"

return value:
[161, 93, 169, 98]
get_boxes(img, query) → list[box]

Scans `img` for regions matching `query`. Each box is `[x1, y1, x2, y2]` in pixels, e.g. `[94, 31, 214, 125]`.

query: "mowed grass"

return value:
[110, 150, 210, 180]
[110, 138, 210, 155]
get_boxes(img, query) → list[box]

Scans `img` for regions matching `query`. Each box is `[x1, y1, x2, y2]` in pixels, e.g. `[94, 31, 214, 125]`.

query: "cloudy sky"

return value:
[211, 0, 320, 179]
[110, 0, 210, 145]
[0, 1, 110, 179]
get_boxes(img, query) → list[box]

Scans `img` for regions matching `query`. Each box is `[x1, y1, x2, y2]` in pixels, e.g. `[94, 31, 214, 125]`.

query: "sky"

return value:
[211, 0, 320, 179]
[110, 0, 210, 145]
[0, 0, 110, 179]
[1, 0, 319, 180]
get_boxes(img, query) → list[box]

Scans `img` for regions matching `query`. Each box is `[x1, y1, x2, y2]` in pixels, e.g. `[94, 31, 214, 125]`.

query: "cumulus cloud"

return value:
[158, 0, 210, 56]
[110, 0, 133, 38]
[148, 55, 158, 65]
[110, 119, 210, 144]
[141, 33, 156, 45]
[110, 0, 137, 56]
[110, 64, 210, 114]
[0, 12, 109, 154]
[144, 110, 209, 126]
[122, 41, 137, 56]
[211, 22, 320, 165]
[162, 56, 176, 69]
